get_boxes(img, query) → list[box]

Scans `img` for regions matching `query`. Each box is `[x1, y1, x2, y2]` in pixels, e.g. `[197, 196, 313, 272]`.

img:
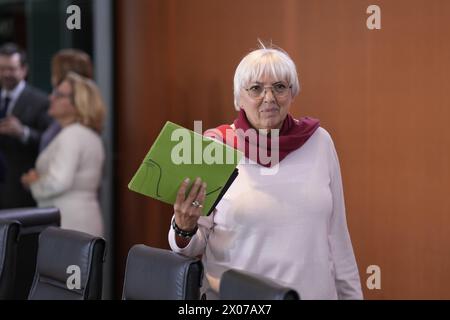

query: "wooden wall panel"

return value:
[116, 0, 450, 299]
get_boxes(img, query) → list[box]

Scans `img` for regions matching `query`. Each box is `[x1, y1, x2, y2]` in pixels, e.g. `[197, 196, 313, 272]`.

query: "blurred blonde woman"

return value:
[21, 72, 106, 236]
[39, 48, 94, 152]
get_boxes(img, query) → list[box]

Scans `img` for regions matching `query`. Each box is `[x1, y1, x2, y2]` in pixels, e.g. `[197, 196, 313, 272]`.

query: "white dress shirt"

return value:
[1, 80, 26, 115]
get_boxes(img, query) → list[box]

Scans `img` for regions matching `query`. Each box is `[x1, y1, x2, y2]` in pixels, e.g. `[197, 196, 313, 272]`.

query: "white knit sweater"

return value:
[169, 127, 363, 300]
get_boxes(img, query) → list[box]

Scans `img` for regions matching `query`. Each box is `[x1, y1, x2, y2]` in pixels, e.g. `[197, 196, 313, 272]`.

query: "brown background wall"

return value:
[115, 0, 450, 299]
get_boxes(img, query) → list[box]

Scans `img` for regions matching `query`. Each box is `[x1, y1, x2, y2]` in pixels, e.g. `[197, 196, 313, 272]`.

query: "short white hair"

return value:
[233, 44, 300, 110]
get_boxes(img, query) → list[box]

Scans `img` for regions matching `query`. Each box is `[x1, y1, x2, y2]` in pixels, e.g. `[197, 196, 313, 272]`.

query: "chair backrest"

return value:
[0, 220, 20, 299]
[219, 269, 300, 300]
[0, 207, 60, 299]
[28, 226, 106, 300]
[122, 244, 203, 300]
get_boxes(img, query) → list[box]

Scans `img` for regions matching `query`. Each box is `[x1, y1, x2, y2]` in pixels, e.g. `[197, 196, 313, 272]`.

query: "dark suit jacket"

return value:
[0, 151, 5, 182]
[0, 84, 52, 208]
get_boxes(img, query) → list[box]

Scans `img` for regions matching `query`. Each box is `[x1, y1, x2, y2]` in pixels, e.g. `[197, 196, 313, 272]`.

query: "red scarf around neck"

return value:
[209, 109, 320, 167]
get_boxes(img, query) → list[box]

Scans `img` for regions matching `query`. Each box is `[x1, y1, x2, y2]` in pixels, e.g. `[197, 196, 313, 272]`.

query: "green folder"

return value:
[128, 121, 243, 215]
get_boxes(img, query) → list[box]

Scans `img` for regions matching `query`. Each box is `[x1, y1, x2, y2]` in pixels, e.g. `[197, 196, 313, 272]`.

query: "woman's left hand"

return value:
[21, 169, 39, 187]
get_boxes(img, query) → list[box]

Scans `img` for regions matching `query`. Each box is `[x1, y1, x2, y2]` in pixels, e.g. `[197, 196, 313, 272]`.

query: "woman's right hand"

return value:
[173, 177, 207, 232]
[21, 169, 39, 188]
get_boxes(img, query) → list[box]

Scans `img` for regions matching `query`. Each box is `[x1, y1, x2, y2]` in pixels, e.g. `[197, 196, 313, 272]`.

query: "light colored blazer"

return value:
[31, 123, 105, 237]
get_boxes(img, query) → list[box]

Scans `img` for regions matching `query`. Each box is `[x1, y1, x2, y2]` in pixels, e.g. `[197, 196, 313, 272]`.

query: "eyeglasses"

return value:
[245, 82, 292, 100]
[51, 89, 73, 100]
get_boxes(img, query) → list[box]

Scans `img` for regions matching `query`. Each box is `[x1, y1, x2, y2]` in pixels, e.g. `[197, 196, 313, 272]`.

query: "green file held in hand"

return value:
[128, 121, 243, 216]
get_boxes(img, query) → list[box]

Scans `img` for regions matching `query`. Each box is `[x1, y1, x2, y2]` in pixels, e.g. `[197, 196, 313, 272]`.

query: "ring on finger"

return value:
[191, 200, 203, 208]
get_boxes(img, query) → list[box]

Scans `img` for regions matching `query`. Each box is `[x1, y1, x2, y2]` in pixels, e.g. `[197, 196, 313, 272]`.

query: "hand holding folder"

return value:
[128, 121, 243, 215]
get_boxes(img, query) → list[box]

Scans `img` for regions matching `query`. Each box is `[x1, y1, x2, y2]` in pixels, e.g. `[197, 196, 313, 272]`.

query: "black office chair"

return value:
[219, 269, 300, 300]
[0, 220, 20, 299]
[28, 226, 106, 300]
[122, 244, 203, 300]
[0, 207, 60, 299]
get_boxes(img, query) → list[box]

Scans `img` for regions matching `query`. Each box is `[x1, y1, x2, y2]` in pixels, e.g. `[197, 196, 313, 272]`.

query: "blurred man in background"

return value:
[0, 43, 51, 208]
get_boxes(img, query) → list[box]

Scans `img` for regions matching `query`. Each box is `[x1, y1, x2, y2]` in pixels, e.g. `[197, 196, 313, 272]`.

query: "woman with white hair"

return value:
[168, 44, 363, 299]
[21, 72, 106, 237]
